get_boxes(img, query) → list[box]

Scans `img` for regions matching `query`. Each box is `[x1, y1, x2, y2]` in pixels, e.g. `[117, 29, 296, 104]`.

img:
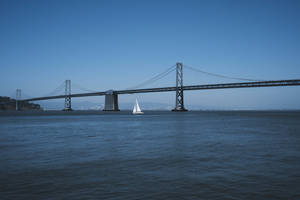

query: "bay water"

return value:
[0, 111, 299, 199]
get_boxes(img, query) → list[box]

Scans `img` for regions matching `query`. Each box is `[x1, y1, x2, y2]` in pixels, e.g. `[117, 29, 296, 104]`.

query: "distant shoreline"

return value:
[1, 110, 300, 117]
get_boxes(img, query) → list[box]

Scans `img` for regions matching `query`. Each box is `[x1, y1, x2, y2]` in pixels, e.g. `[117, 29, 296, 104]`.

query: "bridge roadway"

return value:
[23, 79, 300, 102]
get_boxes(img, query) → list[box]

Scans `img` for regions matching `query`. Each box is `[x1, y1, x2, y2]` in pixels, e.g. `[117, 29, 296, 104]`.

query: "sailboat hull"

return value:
[133, 111, 144, 114]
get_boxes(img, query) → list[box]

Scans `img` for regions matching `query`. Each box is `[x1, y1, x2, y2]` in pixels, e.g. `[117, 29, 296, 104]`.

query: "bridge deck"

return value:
[23, 79, 300, 102]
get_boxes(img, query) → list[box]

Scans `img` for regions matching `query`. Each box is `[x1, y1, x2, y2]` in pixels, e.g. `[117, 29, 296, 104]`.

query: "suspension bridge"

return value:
[15, 62, 300, 111]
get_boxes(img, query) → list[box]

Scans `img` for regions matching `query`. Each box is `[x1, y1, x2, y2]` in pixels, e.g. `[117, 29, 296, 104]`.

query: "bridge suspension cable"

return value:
[126, 65, 176, 89]
[72, 82, 99, 93]
[9, 90, 33, 100]
[184, 64, 264, 82]
[43, 81, 66, 97]
[21, 92, 34, 100]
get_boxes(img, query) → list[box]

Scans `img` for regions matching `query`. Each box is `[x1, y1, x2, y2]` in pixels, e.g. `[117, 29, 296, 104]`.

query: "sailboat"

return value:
[133, 99, 144, 114]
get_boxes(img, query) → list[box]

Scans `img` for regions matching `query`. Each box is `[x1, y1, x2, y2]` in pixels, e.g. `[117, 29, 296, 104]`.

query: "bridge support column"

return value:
[63, 80, 72, 111]
[103, 90, 120, 111]
[172, 62, 187, 112]
[16, 89, 21, 111]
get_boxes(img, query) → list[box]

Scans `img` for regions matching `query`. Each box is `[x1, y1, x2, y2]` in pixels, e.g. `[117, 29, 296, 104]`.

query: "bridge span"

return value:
[22, 79, 300, 111]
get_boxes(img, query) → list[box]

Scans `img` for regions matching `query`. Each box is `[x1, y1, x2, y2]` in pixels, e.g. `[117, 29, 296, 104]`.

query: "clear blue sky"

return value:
[0, 0, 300, 109]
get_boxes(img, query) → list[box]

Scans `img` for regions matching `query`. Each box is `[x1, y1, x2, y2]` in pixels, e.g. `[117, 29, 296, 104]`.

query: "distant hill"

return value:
[0, 96, 42, 111]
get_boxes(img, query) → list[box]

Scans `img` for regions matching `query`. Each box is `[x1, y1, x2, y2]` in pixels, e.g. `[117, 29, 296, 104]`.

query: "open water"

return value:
[0, 111, 300, 200]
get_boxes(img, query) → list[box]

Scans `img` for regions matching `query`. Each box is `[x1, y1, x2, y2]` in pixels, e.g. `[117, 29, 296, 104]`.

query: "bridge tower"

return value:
[64, 80, 72, 111]
[16, 89, 21, 111]
[172, 62, 187, 111]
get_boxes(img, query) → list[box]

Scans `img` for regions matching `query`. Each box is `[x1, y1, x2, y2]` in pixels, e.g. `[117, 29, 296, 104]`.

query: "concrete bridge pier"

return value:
[103, 90, 120, 111]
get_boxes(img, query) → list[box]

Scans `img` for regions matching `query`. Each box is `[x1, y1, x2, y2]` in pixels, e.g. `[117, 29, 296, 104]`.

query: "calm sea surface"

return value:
[0, 111, 300, 200]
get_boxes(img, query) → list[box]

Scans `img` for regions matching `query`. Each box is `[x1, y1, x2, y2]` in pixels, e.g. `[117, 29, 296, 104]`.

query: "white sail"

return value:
[136, 99, 141, 112]
[133, 99, 143, 114]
